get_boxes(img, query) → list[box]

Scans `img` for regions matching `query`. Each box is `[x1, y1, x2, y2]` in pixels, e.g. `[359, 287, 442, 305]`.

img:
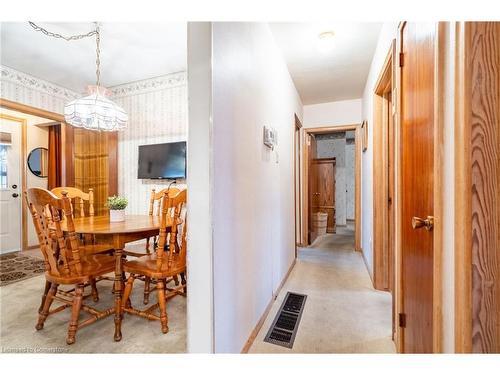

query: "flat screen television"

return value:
[137, 141, 186, 179]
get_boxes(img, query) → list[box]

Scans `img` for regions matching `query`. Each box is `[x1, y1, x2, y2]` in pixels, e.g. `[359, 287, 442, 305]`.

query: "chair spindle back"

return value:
[156, 189, 187, 271]
[26, 187, 84, 277]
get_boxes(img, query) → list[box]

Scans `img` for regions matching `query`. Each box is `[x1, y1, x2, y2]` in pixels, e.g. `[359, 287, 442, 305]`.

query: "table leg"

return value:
[113, 246, 124, 341]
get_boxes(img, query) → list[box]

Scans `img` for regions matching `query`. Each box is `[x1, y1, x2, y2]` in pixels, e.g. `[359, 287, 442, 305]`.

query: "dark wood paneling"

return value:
[400, 22, 435, 353]
[468, 22, 500, 353]
[108, 132, 118, 196]
[311, 158, 336, 233]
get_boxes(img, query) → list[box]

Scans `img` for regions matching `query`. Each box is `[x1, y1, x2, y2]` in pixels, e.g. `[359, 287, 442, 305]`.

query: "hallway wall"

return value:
[211, 22, 303, 353]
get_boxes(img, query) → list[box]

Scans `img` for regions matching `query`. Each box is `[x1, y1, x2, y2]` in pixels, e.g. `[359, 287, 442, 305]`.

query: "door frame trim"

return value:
[302, 124, 361, 251]
[394, 21, 445, 353]
[294, 114, 304, 250]
[0, 113, 27, 251]
[373, 40, 396, 292]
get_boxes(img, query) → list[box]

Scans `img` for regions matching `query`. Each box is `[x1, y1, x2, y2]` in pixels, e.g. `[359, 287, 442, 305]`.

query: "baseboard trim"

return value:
[240, 258, 297, 353]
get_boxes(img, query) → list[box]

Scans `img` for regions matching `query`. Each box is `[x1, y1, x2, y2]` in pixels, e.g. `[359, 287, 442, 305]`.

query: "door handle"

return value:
[412, 215, 434, 231]
[12, 193, 19, 198]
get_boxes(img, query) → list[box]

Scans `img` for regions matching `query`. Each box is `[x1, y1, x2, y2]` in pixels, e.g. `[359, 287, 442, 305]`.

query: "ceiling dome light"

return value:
[317, 31, 336, 53]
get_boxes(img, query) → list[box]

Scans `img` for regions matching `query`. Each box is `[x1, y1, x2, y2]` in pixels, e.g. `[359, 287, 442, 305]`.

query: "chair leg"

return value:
[143, 277, 151, 305]
[180, 272, 187, 294]
[90, 278, 99, 302]
[38, 281, 52, 313]
[146, 237, 151, 254]
[36, 283, 58, 330]
[173, 274, 180, 286]
[122, 274, 135, 309]
[67, 284, 84, 345]
[157, 280, 169, 334]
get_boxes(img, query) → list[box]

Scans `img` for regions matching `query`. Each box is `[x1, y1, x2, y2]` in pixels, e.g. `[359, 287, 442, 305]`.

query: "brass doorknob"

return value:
[412, 216, 434, 231]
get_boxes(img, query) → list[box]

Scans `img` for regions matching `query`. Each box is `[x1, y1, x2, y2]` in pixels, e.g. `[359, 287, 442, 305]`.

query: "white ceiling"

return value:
[269, 22, 382, 105]
[0, 22, 187, 93]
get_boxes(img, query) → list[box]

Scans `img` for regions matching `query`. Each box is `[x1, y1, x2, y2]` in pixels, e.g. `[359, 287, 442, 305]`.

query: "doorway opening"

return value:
[0, 104, 60, 253]
[302, 125, 361, 250]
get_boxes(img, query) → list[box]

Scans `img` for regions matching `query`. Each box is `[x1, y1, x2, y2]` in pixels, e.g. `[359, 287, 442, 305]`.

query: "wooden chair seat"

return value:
[45, 253, 115, 284]
[124, 253, 184, 279]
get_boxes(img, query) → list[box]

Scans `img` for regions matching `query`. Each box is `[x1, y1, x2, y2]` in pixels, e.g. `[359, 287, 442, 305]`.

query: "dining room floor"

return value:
[248, 223, 396, 353]
[0, 266, 186, 353]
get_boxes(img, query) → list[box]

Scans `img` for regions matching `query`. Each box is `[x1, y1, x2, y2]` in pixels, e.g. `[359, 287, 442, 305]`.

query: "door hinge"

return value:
[399, 313, 406, 328]
[399, 52, 404, 67]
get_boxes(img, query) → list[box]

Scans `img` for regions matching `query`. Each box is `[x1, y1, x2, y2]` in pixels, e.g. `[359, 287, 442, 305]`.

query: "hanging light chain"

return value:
[94, 22, 101, 88]
[28, 22, 97, 41]
[28, 21, 101, 88]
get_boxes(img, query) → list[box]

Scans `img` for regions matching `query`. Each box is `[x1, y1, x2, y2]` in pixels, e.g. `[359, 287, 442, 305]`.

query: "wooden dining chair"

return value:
[51, 186, 114, 302]
[124, 186, 182, 304]
[121, 189, 187, 334]
[26, 188, 115, 345]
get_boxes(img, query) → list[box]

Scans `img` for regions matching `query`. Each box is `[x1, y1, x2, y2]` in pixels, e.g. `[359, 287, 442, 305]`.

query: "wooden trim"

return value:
[373, 41, 395, 291]
[241, 259, 296, 353]
[294, 114, 303, 250]
[303, 124, 362, 250]
[0, 98, 64, 122]
[432, 21, 447, 354]
[454, 21, 472, 354]
[0, 113, 27, 251]
[394, 21, 405, 354]
[354, 125, 361, 251]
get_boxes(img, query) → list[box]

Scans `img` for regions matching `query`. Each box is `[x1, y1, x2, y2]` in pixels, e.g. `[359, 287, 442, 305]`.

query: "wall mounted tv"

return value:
[137, 141, 186, 179]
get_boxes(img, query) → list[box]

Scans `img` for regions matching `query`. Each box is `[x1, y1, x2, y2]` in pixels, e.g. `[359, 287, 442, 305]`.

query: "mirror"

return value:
[27, 147, 49, 178]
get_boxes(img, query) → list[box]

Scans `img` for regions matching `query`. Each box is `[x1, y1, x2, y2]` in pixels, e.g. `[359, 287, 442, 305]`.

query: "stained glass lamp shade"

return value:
[64, 86, 127, 131]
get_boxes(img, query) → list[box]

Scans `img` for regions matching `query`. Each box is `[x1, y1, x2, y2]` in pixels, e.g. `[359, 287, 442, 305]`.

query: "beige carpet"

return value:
[0, 273, 186, 353]
[249, 226, 396, 353]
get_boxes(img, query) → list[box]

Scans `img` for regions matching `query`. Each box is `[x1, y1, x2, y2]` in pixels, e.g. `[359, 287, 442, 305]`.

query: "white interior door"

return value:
[0, 118, 22, 253]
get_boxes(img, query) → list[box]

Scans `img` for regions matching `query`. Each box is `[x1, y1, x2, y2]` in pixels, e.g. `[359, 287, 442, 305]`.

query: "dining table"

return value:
[61, 214, 177, 342]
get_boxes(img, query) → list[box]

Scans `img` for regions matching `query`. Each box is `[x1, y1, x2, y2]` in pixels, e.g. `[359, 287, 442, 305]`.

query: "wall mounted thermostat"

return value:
[263, 126, 278, 150]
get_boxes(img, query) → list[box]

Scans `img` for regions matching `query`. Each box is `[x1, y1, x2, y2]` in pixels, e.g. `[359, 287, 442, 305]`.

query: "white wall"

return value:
[360, 23, 399, 278]
[111, 73, 188, 214]
[211, 22, 303, 353]
[303, 99, 362, 127]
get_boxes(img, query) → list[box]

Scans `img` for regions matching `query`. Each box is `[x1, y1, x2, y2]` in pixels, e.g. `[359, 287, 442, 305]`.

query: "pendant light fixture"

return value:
[29, 22, 128, 131]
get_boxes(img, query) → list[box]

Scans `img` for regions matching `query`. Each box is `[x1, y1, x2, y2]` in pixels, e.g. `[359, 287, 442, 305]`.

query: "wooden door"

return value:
[0, 117, 22, 253]
[310, 158, 336, 233]
[400, 22, 436, 353]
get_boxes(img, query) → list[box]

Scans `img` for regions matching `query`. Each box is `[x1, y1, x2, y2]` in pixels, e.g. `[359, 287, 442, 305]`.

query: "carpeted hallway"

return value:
[249, 224, 395, 353]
